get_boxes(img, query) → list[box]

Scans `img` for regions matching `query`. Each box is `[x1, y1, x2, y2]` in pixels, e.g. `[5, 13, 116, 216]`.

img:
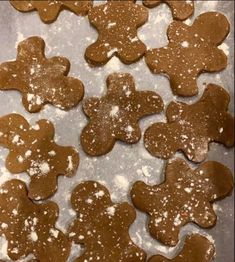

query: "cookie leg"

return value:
[85, 40, 111, 66]
[28, 173, 57, 200]
[117, 40, 146, 64]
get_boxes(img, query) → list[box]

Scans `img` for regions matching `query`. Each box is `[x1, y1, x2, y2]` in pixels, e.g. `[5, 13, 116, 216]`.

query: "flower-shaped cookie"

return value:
[0, 36, 84, 113]
[81, 73, 163, 156]
[131, 158, 233, 246]
[10, 0, 93, 23]
[148, 234, 215, 262]
[0, 179, 71, 262]
[145, 12, 230, 96]
[143, 0, 194, 21]
[68, 181, 147, 262]
[85, 0, 148, 65]
[144, 84, 234, 162]
[0, 113, 79, 200]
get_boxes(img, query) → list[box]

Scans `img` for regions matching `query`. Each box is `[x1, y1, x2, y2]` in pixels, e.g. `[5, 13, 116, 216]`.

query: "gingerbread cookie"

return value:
[85, 0, 148, 65]
[131, 158, 233, 246]
[145, 12, 230, 96]
[143, 0, 194, 21]
[148, 234, 215, 262]
[81, 73, 163, 156]
[10, 1, 92, 23]
[0, 179, 71, 262]
[144, 84, 234, 162]
[0, 36, 84, 113]
[68, 181, 146, 262]
[0, 113, 79, 200]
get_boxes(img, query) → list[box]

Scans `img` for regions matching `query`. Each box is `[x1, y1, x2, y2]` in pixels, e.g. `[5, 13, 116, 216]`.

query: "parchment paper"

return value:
[0, 1, 234, 261]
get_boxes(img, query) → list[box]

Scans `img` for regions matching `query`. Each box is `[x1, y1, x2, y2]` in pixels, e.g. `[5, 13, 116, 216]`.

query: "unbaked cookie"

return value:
[81, 73, 163, 156]
[143, 0, 194, 21]
[0, 113, 79, 200]
[68, 181, 147, 262]
[131, 158, 233, 246]
[10, 0, 92, 23]
[148, 234, 215, 262]
[145, 12, 230, 96]
[144, 84, 234, 162]
[0, 36, 84, 113]
[85, 0, 148, 65]
[0, 179, 71, 262]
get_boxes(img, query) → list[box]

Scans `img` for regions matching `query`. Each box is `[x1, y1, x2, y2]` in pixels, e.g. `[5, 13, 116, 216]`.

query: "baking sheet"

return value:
[0, 0, 234, 261]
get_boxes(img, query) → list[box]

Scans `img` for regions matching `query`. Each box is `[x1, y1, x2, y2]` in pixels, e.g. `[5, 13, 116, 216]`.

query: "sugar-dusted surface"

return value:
[0, 1, 234, 261]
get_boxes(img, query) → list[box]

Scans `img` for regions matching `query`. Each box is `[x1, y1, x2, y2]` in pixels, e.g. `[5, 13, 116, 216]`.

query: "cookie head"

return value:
[85, 0, 148, 65]
[0, 36, 84, 113]
[71, 181, 112, 217]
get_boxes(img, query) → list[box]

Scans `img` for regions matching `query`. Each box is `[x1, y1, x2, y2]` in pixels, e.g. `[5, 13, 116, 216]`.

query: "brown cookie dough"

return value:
[0, 36, 84, 113]
[85, 0, 148, 65]
[145, 12, 230, 96]
[148, 234, 215, 262]
[131, 158, 233, 246]
[68, 181, 147, 262]
[143, 0, 194, 21]
[10, 0, 92, 23]
[81, 73, 163, 156]
[0, 113, 79, 200]
[144, 84, 234, 162]
[0, 179, 71, 262]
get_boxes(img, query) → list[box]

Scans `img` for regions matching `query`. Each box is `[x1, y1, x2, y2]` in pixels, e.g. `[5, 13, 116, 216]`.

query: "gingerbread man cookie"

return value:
[148, 234, 215, 262]
[10, 0, 92, 23]
[144, 84, 234, 162]
[131, 158, 233, 246]
[0, 179, 71, 262]
[81, 73, 163, 156]
[68, 181, 146, 262]
[0, 36, 84, 113]
[85, 0, 148, 65]
[143, 0, 194, 21]
[145, 12, 230, 96]
[0, 113, 79, 200]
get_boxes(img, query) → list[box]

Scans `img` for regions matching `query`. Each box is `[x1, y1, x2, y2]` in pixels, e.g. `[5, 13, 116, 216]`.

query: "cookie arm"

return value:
[166, 101, 184, 122]
[136, 91, 164, 116]
[134, 4, 149, 27]
[196, 161, 233, 202]
[167, 0, 194, 21]
[0, 61, 26, 91]
[203, 48, 227, 72]
[131, 181, 156, 212]
[10, 1, 35, 12]
[83, 98, 101, 117]
[115, 122, 141, 144]
[201, 84, 230, 111]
